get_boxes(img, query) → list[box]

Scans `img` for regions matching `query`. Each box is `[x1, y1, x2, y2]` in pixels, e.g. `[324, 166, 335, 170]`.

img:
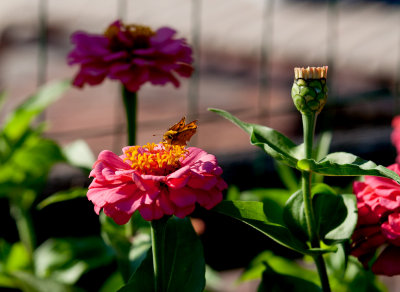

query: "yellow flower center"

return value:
[123, 143, 187, 175]
[125, 24, 155, 39]
[104, 22, 155, 50]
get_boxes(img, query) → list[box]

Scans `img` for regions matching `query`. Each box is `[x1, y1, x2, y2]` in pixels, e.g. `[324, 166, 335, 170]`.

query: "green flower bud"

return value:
[291, 66, 328, 115]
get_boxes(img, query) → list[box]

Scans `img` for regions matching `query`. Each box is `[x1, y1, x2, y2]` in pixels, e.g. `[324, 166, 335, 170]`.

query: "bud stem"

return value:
[301, 113, 331, 292]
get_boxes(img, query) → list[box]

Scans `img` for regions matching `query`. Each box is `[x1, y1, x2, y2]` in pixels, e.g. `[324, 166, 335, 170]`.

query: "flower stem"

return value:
[121, 85, 138, 237]
[10, 201, 35, 271]
[301, 114, 331, 292]
[150, 217, 169, 292]
[122, 85, 137, 146]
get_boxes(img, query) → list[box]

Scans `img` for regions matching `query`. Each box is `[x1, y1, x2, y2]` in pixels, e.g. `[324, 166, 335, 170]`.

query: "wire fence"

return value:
[1, 0, 400, 155]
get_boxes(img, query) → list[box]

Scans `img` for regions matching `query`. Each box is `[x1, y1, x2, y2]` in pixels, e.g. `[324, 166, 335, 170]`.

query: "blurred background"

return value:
[2, 0, 400, 290]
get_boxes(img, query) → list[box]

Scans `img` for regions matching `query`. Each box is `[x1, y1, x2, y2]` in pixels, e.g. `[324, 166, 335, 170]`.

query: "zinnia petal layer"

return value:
[68, 20, 193, 92]
[87, 144, 226, 223]
[352, 163, 400, 276]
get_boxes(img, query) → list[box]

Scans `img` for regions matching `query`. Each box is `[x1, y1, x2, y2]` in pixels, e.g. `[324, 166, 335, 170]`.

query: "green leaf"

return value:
[99, 272, 124, 292]
[34, 237, 114, 284]
[283, 190, 309, 242]
[0, 136, 64, 194]
[209, 108, 302, 167]
[258, 262, 322, 292]
[119, 217, 206, 292]
[321, 194, 358, 244]
[118, 249, 154, 292]
[274, 161, 299, 192]
[100, 211, 151, 282]
[100, 212, 135, 282]
[2, 80, 70, 141]
[11, 271, 80, 292]
[313, 131, 332, 183]
[226, 185, 241, 201]
[284, 184, 357, 245]
[213, 201, 335, 256]
[314, 131, 332, 162]
[241, 251, 319, 284]
[326, 256, 387, 292]
[3, 242, 31, 273]
[297, 152, 400, 184]
[37, 188, 88, 210]
[163, 217, 205, 292]
[62, 140, 95, 170]
[241, 188, 291, 225]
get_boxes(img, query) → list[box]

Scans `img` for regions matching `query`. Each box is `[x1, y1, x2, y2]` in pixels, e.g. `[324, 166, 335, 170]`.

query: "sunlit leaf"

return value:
[297, 152, 400, 184]
[4, 242, 31, 273]
[37, 188, 87, 210]
[240, 188, 291, 225]
[3, 80, 70, 141]
[99, 272, 124, 292]
[11, 271, 80, 292]
[62, 140, 95, 170]
[209, 108, 302, 167]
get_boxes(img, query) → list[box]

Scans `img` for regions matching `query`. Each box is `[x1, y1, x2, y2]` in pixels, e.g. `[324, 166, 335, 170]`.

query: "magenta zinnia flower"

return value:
[67, 20, 193, 92]
[351, 163, 400, 276]
[87, 143, 227, 223]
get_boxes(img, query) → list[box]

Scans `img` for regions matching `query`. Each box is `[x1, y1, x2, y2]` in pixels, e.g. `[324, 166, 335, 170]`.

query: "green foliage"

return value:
[2, 80, 69, 142]
[213, 201, 335, 256]
[100, 212, 150, 282]
[37, 188, 88, 210]
[258, 262, 322, 292]
[34, 237, 114, 284]
[118, 217, 205, 292]
[209, 108, 303, 167]
[11, 271, 80, 292]
[62, 139, 95, 171]
[298, 152, 400, 183]
[240, 251, 319, 284]
[283, 184, 358, 245]
[211, 108, 400, 184]
[0, 80, 70, 199]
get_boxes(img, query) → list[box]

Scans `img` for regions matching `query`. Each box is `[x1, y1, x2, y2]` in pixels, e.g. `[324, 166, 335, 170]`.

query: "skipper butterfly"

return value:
[162, 117, 197, 146]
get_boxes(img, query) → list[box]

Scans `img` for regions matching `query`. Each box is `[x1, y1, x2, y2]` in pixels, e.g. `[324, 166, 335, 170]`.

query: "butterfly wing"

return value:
[163, 117, 197, 146]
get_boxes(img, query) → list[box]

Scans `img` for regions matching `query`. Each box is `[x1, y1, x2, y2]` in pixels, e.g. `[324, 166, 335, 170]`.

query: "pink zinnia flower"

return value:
[67, 20, 193, 92]
[87, 143, 227, 223]
[351, 163, 400, 276]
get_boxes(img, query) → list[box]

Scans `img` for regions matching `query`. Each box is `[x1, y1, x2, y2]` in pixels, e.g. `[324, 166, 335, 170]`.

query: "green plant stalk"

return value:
[122, 85, 137, 146]
[10, 202, 36, 270]
[150, 217, 169, 292]
[121, 85, 138, 237]
[301, 113, 331, 292]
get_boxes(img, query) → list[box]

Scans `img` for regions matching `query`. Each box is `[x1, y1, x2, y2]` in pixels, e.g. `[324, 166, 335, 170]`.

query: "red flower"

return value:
[67, 20, 193, 92]
[352, 164, 400, 276]
[87, 143, 227, 224]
